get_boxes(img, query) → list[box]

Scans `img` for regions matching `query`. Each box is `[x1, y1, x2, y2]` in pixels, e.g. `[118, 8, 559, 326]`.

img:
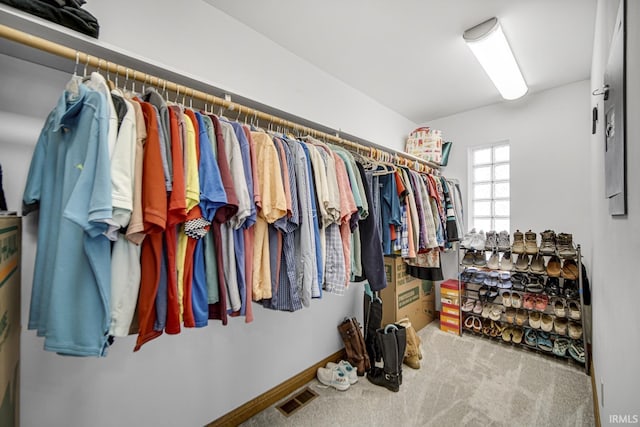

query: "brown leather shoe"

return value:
[561, 259, 579, 280]
[546, 256, 561, 277]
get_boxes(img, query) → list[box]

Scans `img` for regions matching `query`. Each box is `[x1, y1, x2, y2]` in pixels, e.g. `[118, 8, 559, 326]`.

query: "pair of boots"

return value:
[397, 317, 423, 370]
[367, 324, 406, 392]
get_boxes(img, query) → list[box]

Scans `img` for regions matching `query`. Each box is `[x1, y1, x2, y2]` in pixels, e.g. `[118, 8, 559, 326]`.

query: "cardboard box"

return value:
[0, 217, 20, 427]
[377, 256, 435, 332]
[440, 295, 460, 306]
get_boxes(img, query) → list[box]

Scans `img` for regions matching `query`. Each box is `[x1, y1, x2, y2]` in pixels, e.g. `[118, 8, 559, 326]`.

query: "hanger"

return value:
[174, 85, 181, 105]
[105, 61, 115, 90]
[83, 53, 90, 77]
[66, 51, 82, 97]
[72, 51, 80, 76]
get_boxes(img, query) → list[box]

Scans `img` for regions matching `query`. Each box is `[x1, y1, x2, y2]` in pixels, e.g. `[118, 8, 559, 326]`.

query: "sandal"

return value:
[541, 314, 554, 332]
[511, 293, 522, 309]
[523, 293, 535, 310]
[497, 276, 512, 289]
[489, 320, 501, 338]
[554, 317, 568, 335]
[511, 327, 524, 344]
[524, 328, 537, 347]
[473, 300, 483, 314]
[464, 315, 475, 330]
[505, 307, 516, 323]
[553, 337, 571, 357]
[481, 303, 492, 319]
[568, 321, 583, 340]
[568, 300, 581, 320]
[489, 305, 503, 321]
[515, 309, 527, 326]
[484, 271, 499, 287]
[482, 320, 492, 336]
[529, 312, 542, 329]
[471, 271, 487, 284]
[502, 326, 513, 342]
[460, 267, 478, 282]
[534, 295, 549, 312]
[473, 316, 483, 333]
[462, 298, 475, 312]
[553, 298, 566, 317]
[502, 292, 512, 307]
[537, 331, 553, 352]
[568, 340, 586, 363]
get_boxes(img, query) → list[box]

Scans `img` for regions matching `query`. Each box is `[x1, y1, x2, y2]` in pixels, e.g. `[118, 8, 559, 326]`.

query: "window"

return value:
[469, 143, 510, 232]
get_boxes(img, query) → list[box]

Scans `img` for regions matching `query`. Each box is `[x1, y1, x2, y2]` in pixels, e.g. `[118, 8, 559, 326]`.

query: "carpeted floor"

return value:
[241, 322, 595, 427]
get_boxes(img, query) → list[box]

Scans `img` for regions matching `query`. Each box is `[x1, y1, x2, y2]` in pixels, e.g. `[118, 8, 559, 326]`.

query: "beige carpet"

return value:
[241, 322, 595, 427]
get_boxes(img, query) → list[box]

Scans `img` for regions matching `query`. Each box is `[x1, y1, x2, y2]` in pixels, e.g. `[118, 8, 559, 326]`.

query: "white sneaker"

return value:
[326, 360, 358, 384]
[316, 366, 350, 391]
[461, 228, 477, 248]
[470, 230, 486, 250]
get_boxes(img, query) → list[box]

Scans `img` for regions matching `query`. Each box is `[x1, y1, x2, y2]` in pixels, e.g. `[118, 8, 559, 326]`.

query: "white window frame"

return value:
[467, 141, 510, 232]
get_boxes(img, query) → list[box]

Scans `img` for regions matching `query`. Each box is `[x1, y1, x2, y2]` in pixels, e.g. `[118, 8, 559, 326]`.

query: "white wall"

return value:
[0, 0, 420, 425]
[427, 81, 592, 282]
[590, 0, 640, 424]
[83, 0, 416, 151]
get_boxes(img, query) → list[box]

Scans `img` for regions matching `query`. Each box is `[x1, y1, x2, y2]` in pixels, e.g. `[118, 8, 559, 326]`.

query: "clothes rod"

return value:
[0, 23, 440, 172]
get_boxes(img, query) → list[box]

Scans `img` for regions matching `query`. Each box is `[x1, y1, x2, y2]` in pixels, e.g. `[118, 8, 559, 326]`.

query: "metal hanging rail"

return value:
[0, 23, 440, 172]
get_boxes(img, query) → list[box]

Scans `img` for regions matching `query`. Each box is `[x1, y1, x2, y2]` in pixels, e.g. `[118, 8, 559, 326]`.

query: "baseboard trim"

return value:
[207, 349, 345, 426]
[591, 359, 601, 427]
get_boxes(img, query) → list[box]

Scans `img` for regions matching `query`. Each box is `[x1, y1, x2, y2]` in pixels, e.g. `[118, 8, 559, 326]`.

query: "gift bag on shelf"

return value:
[405, 127, 443, 164]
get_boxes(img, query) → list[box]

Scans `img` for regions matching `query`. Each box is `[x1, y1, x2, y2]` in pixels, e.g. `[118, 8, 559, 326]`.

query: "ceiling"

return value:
[205, 0, 596, 123]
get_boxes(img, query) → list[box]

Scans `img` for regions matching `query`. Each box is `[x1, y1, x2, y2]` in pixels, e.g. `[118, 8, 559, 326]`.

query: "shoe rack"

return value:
[458, 233, 589, 374]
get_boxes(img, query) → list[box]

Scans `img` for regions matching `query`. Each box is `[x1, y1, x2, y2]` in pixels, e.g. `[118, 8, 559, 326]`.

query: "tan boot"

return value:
[397, 318, 421, 369]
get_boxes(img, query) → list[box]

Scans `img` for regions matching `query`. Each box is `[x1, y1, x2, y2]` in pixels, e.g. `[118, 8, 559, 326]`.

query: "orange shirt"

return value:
[134, 101, 167, 352]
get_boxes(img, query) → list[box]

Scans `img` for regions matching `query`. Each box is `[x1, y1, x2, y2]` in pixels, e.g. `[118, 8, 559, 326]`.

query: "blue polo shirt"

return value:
[192, 111, 227, 327]
[23, 84, 113, 356]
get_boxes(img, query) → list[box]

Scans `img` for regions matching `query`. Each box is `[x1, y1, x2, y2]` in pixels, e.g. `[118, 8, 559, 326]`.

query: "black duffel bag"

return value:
[1, 0, 99, 38]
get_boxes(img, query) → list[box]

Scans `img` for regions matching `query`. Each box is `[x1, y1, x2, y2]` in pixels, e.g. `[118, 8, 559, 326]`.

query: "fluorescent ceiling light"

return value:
[463, 17, 528, 100]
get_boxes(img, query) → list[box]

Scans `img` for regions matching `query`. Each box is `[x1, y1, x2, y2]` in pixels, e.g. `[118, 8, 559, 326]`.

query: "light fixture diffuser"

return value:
[463, 17, 528, 100]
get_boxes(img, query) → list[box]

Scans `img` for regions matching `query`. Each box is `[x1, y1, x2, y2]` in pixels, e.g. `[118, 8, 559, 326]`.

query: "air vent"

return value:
[276, 387, 318, 417]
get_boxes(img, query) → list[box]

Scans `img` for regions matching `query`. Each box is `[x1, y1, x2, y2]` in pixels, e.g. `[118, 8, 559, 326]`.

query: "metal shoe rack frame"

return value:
[458, 243, 589, 375]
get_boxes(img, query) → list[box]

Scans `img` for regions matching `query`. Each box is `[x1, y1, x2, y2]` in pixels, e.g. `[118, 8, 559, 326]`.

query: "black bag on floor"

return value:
[1, 0, 99, 38]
